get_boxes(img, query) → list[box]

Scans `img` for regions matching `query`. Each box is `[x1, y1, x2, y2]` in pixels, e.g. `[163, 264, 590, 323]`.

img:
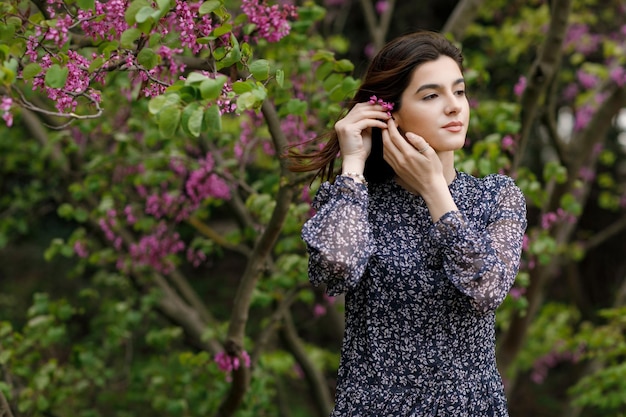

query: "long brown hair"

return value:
[288, 30, 464, 185]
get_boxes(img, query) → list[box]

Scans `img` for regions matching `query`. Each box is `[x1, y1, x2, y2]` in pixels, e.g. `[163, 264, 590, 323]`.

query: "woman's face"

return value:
[392, 56, 469, 152]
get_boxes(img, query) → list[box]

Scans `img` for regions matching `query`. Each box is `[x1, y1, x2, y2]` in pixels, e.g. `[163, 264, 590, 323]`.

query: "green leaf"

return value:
[182, 103, 204, 138]
[44, 64, 68, 89]
[315, 61, 333, 81]
[158, 107, 181, 138]
[334, 59, 354, 73]
[148, 95, 168, 115]
[199, 0, 221, 15]
[232, 80, 254, 94]
[137, 48, 159, 69]
[199, 75, 227, 100]
[22, 63, 42, 81]
[76, 0, 95, 10]
[185, 72, 209, 84]
[57, 203, 74, 219]
[98, 41, 120, 58]
[135, 6, 156, 24]
[203, 105, 221, 133]
[155, 0, 173, 18]
[280, 99, 307, 117]
[0, 23, 16, 41]
[275, 69, 284, 87]
[249, 59, 270, 81]
[148, 94, 180, 115]
[124, 0, 151, 25]
[88, 57, 105, 73]
[120, 28, 142, 48]
[212, 23, 233, 38]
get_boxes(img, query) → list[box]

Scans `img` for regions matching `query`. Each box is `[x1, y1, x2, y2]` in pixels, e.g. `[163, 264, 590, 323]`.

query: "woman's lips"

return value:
[442, 121, 463, 132]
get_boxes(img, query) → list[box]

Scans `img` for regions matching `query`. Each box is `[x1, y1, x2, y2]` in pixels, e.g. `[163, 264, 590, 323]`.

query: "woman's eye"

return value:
[423, 94, 437, 101]
[455, 90, 466, 96]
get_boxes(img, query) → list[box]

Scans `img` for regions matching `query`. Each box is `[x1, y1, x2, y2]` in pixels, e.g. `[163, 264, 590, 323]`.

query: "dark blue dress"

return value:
[302, 172, 527, 416]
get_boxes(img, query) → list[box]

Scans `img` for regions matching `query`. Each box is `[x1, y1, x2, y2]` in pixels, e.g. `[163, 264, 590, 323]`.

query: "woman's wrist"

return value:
[341, 172, 368, 185]
[342, 157, 365, 173]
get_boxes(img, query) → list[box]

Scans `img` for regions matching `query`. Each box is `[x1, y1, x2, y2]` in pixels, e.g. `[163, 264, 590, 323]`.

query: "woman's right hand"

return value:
[334, 102, 391, 172]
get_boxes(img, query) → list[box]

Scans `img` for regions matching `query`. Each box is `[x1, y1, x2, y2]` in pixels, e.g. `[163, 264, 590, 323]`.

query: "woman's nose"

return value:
[445, 94, 462, 114]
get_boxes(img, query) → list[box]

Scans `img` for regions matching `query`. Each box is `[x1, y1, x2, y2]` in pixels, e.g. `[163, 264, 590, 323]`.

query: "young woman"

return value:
[292, 31, 527, 416]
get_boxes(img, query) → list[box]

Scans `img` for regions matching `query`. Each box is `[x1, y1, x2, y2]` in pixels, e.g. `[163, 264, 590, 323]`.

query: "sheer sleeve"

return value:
[301, 176, 375, 295]
[430, 176, 527, 313]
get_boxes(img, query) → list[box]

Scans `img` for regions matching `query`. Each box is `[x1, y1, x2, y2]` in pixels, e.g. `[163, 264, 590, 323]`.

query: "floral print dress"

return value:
[302, 172, 527, 417]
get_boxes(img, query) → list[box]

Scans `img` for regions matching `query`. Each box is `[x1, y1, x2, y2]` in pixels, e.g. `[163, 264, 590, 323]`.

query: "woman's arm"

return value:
[301, 176, 375, 295]
[431, 177, 527, 313]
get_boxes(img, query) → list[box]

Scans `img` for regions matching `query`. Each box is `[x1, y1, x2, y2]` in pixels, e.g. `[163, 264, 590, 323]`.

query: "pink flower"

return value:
[610, 66, 626, 87]
[574, 105, 594, 131]
[73, 241, 89, 258]
[576, 70, 599, 89]
[129, 222, 185, 274]
[241, 0, 298, 43]
[513, 76, 526, 97]
[313, 304, 326, 317]
[214, 350, 252, 381]
[508, 287, 526, 300]
[375, 0, 389, 14]
[1, 97, 13, 127]
[501, 135, 515, 152]
[368, 95, 394, 117]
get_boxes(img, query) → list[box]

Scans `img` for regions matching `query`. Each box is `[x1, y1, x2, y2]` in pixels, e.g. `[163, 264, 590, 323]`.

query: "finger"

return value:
[405, 132, 431, 154]
[385, 118, 414, 151]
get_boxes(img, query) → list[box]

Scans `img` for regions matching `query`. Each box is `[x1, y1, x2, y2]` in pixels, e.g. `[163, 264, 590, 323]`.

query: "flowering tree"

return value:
[0, 0, 625, 416]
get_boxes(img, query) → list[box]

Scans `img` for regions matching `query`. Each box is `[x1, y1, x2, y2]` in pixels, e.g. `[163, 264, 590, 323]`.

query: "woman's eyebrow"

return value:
[415, 78, 465, 93]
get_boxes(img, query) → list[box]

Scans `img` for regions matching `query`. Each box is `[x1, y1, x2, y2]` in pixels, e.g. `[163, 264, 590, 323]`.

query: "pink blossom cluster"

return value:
[241, 0, 298, 43]
[501, 135, 516, 152]
[143, 155, 230, 223]
[508, 286, 526, 300]
[513, 76, 526, 97]
[375, 0, 389, 14]
[214, 350, 251, 381]
[564, 23, 603, 56]
[129, 222, 185, 274]
[217, 82, 238, 115]
[78, 0, 129, 41]
[531, 344, 584, 384]
[28, 52, 104, 113]
[609, 66, 626, 87]
[1, 97, 13, 127]
[31, 14, 72, 48]
[73, 240, 89, 259]
[169, 0, 215, 54]
[313, 293, 337, 318]
[99, 209, 123, 250]
[185, 153, 231, 205]
[541, 208, 577, 230]
[186, 247, 207, 268]
[368, 95, 395, 117]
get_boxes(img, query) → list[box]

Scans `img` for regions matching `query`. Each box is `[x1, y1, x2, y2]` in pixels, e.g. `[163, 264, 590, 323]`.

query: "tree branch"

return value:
[280, 311, 334, 417]
[151, 273, 222, 355]
[0, 388, 15, 417]
[584, 215, 626, 252]
[513, 0, 573, 170]
[186, 216, 251, 257]
[499, 81, 626, 388]
[358, 0, 396, 52]
[251, 282, 309, 366]
[441, 0, 488, 41]
[215, 100, 297, 417]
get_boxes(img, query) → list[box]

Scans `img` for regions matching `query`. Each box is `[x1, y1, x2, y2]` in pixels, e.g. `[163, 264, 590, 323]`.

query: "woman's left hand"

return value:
[381, 119, 445, 196]
[381, 119, 458, 221]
